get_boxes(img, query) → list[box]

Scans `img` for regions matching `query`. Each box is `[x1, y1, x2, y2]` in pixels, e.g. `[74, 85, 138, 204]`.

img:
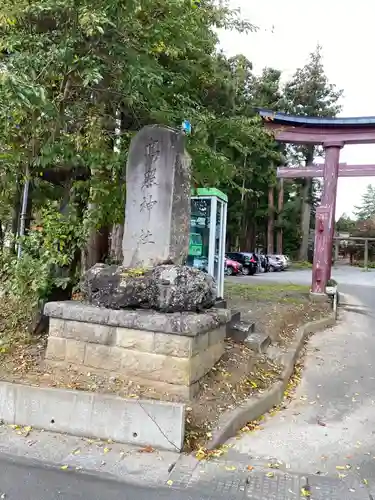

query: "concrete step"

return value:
[215, 299, 227, 309]
[229, 310, 241, 323]
[244, 331, 271, 353]
[226, 319, 255, 343]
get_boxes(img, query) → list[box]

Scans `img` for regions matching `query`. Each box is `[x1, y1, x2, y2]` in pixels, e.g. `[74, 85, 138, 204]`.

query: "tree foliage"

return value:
[336, 213, 356, 233]
[279, 45, 343, 260]
[0, 0, 280, 303]
[0, 1, 344, 309]
[353, 185, 375, 221]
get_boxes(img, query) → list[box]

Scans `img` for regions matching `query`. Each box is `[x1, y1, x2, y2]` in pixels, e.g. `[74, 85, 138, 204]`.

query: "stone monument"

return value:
[122, 125, 190, 268]
[44, 125, 231, 400]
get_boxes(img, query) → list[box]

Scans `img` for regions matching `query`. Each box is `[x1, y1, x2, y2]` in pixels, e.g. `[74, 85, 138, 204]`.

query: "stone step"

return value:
[226, 319, 255, 343]
[244, 331, 271, 353]
[230, 310, 241, 323]
[215, 299, 227, 309]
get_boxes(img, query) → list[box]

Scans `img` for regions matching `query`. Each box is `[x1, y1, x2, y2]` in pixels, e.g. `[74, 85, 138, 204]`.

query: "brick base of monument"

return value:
[44, 301, 231, 400]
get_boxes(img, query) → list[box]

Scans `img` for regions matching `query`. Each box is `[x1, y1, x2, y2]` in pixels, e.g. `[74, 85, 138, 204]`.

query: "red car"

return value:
[225, 257, 243, 276]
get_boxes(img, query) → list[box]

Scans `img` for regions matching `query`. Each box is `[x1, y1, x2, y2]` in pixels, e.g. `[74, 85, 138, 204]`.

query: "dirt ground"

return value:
[0, 283, 331, 451]
[225, 282, 331, 344]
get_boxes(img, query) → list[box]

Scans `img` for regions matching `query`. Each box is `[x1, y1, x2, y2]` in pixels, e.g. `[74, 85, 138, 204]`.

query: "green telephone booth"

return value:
[187, 188, 228, 299]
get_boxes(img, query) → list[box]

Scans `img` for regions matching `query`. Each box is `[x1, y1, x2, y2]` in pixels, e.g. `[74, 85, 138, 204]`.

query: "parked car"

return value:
[268, 255, 284, 272]
[274, 254, 290, 270]
[226, 252, 258, 276]
[225, 257, 243, 276]
[282, 255, 291, 269]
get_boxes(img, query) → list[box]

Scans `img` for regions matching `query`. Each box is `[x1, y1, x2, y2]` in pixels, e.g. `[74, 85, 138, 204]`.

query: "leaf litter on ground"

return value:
[0, 285, 331, 454]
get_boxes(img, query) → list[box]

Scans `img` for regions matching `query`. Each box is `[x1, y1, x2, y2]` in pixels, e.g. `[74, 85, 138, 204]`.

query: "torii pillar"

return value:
[313, 142, 343, 292]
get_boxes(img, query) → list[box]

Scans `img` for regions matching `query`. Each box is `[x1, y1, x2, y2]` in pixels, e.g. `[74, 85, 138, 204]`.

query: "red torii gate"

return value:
[277, 163, 375, 178]
[258, 109, 375, 294]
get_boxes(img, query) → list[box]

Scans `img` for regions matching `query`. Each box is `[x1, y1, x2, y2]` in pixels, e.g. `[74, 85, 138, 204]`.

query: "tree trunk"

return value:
[243, 221, 255, 250]
[277, 179, 284, 254]
[110, 223, 124, 264]
[298, 147, 314, 261]
[299, 180, 312, 261]
[0, 220, 4, 252]
[25, 181, 34, 232]
[83, 203, 110, 272]
[240, 195, 256, 251]
[83, 227, 110, 271]
[11, 178, 22, 254]
[267, 187, 274, 254]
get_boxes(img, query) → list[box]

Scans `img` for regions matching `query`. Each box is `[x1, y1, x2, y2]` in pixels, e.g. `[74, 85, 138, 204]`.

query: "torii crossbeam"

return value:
[277, 163, 375, 178]
[258, 108, 375, 294]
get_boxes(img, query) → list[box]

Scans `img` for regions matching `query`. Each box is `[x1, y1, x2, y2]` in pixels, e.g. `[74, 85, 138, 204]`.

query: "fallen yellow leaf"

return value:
[166, 480, 173, 486]
[225, 466, 236, 471]
[60, 465, 69, 470]
[301, 487, 310, 497]
[268, 463, 280, 469]
[266, 472, 274, 478]
[210, 448, 225, 458]
[196, 448, 207, 460]
[103, 447, 111, 454]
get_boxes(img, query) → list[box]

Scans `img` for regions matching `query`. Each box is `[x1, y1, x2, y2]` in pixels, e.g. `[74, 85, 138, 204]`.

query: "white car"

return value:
[274, 255, 290, 270]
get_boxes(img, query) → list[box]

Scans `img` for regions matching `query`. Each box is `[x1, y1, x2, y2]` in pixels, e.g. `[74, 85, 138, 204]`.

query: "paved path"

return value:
[168, 273, 375, 499]
[221, 292, 375, 497]
[228, 264, 375, 288]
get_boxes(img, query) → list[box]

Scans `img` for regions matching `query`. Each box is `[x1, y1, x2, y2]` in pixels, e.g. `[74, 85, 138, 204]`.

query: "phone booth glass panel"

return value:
[188, 188, 228, 299]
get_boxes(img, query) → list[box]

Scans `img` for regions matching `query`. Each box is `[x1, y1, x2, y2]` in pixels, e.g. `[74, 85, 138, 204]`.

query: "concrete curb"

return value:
[206, 313, 336, 450]
[0, 381, 185, 452]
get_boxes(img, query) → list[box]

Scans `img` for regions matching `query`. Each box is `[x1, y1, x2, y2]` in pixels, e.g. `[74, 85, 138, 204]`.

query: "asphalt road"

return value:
[227, 264, 375, 289]
[0, 455, 223, 500]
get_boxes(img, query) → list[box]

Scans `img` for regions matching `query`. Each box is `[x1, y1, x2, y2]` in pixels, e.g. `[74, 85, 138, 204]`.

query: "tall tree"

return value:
[0, 0, 282, 306]
[282, 45, 343, 260]
[336, 213, 356, 233]
[354, 185, 375, 221]
[220, 58, 283, 251]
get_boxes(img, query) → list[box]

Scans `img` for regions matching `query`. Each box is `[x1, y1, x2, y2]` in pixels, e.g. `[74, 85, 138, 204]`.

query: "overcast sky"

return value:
[219, 0, 375, 218]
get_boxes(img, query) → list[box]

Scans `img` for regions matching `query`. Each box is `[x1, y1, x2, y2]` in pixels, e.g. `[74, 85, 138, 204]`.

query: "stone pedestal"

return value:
[44, 302, 231, 400]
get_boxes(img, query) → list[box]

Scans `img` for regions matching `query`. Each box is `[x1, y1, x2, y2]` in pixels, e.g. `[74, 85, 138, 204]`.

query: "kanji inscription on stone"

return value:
[122, 125, 192, 268]
[140, 194, 157, 214]
[138, 229, 155, 245]
[142, 140, 159, 189]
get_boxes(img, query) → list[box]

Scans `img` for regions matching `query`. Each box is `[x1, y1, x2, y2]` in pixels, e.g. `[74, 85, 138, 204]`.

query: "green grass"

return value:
[290, 261, 313, 270]
[354, 261, 375, 270]
[224, 282, 310, 304]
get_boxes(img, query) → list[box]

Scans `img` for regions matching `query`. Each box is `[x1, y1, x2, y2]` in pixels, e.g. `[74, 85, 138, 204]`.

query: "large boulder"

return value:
[81, 263, 217, 312]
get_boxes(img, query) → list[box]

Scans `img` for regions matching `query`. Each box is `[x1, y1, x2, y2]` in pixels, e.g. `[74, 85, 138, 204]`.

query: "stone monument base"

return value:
[44, 302, 231, 400]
